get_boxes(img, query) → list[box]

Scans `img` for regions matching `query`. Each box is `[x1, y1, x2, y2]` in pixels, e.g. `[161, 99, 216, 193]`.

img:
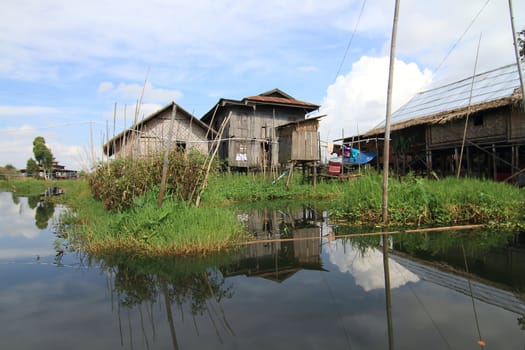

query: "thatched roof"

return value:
[365, 63, 524, 136]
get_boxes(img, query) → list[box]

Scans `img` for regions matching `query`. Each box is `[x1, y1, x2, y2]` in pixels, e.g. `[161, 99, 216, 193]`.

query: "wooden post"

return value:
[382, 0, 400, 225]
[313, 161, 317, 188]
[466, 146, 471, 176]
[286, 161, 295, 189]
[158, 104, 177, 208]
[508, 0, 525, 112]
[492, 143, 497, 180]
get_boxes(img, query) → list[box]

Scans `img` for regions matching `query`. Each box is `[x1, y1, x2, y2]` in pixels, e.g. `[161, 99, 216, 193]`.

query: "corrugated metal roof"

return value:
[390, 63, 524, 126]
[244, 94, 319, 108]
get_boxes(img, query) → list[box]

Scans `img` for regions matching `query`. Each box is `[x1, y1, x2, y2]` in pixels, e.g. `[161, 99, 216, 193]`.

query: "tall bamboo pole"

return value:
[382, 0, 400, 225]
[457, 33, 482, 178]
[158, 104, 177, 208]
[508, 0, 525, 112]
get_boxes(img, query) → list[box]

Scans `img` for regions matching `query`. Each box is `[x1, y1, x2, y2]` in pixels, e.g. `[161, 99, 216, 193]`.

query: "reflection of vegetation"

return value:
[91, 252, 237, 347]
[10, 191, 56, 229]
[392, 229, 515, 257]
[35, 200, 55, 229]
[95, 252, 237, 309]
[341, 229, 515, 257]
[518, 315, 525, 331]
[27, 195, 39, 209]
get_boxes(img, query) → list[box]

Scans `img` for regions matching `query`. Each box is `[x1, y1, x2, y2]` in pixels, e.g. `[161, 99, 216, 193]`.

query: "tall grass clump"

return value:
[202, 171, 342, 204]
[330, 174, 525, 229]
[80, 189, 246, 256]
[89, 149, 213, 210]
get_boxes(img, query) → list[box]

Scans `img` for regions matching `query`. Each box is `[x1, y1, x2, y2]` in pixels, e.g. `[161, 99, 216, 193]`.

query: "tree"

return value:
[32, 137, 53, 179]
[26, 158, 40, 178]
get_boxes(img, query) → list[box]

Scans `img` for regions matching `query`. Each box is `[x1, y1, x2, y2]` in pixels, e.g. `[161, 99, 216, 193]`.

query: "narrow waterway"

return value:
[1, 192, 524, 349]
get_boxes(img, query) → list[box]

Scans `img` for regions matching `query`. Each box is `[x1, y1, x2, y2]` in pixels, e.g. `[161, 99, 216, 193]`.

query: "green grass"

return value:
[0, 178, 53, 196]
[330, 174, 525, 229]
[3, 171, 525, 257]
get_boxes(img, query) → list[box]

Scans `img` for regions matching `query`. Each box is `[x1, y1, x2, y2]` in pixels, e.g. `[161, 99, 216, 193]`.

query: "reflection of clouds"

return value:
[326, 239, 419, 291]
[0, 247, 56, 260]
[0, 192, 41, 239]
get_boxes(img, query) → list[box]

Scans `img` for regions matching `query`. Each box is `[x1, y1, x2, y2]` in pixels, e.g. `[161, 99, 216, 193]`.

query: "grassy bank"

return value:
[2, 171, 524, 256]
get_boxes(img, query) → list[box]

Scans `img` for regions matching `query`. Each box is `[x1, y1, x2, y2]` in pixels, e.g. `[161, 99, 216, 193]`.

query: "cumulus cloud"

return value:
[0, 106, 60, 116]
[97, 82, 182, 104]
[319, 56, 432, 141]
[325, 239, 419, 291]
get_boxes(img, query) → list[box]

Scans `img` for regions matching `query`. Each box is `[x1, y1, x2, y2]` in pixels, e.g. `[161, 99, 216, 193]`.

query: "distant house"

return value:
[104, 102, 214, 159]
[360, 63, 525, 181]
[201, 89, 320, 171]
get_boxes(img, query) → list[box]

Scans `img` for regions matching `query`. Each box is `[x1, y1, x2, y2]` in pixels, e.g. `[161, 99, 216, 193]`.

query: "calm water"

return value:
[1, 191, 524, 349]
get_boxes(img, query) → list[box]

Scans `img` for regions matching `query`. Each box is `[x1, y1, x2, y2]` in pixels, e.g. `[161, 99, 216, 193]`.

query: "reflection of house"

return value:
[224, 207, 325, 282]
[391, 253, 525, 315]
[344, 64, 525, 181]
[104, 102, 214, 158]
[201, 89, 320, 170]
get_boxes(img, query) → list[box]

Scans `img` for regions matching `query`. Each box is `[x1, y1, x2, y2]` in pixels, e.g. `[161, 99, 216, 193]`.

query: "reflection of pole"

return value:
[382, 234, 394, 350]
[162, 280, 180, 350]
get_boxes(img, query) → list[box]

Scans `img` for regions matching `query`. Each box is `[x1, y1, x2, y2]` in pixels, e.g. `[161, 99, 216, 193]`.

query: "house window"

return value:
[473, 115, 483, 126]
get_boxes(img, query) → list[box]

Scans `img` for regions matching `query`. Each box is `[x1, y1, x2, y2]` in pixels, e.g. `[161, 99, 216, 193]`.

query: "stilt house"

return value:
[201, 89, 320, 171]
[361, 63, 525, 182]
[276, 116, 324, 165]
[104, 102, 214, 159]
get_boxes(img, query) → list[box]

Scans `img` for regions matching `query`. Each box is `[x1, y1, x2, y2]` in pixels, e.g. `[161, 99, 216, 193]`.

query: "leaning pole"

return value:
[382, 1, 400, 350]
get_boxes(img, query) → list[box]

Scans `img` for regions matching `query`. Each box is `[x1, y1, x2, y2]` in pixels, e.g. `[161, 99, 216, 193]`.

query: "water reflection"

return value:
[0, 192, 59, 259]
[2, 195, 525, 349]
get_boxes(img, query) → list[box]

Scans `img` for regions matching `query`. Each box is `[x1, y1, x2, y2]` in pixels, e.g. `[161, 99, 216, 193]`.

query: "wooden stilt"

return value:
[286, 161, 295, 189]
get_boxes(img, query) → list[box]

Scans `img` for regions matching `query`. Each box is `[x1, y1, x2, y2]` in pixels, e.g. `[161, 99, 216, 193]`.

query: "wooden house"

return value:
[104, 102, 214, 159]
[359, 63, 525, 182]
[201, 89, 320, 171]
[276, 116, 323, 164]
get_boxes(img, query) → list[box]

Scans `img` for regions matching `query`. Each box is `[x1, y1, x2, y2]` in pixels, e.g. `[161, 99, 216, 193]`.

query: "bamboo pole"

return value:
[112, 102, 117, 159]
[382, 0, 400, 225]
[89, 121, 94, 168]
[123, 104, 127, 158]
[383, 234, 394, 350]
[238, 224, 485, 246]
[508, 0, 525, 112]
[158, 104, 177, 208]
[458, 33, 482, 178]
[195, 112, 232, 207]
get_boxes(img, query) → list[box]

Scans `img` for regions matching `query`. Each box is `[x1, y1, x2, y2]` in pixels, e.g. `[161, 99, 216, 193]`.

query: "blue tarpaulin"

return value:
[342, 147, 376, 165]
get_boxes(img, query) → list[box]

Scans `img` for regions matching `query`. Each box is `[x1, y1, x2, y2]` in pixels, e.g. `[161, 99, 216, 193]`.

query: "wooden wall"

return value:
[114, 107, 209, 158]
[278, 120, 319, 163]
[429, 108, 508, 147]
[212, 104, 308, 169]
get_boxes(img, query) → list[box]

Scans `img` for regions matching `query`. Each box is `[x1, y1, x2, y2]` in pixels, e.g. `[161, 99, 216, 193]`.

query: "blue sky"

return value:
[1, 0, 523, 170]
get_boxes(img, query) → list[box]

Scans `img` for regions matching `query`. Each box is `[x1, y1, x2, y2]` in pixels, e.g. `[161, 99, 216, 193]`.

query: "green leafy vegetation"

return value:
[2, 168, 524, 256]
[89, 149, 213, 210]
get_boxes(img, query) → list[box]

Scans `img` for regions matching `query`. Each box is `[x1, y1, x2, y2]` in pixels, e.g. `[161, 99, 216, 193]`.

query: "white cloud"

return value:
[319, 56, 432, 141]
[0, 125, 90, 170]
[97, 82, 113, 93]
[325, 239, 419, 291]
[97, 82, 182, 104]
[0, 106, 60, 116]
[0, 193, 41, 240]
